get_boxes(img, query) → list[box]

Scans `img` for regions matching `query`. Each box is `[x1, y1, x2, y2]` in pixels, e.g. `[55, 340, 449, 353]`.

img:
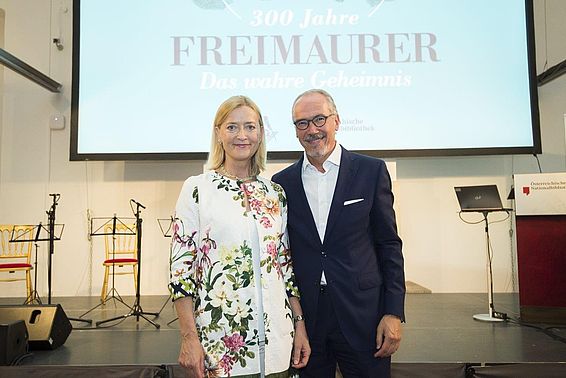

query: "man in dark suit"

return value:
[272, 89, 405, 377]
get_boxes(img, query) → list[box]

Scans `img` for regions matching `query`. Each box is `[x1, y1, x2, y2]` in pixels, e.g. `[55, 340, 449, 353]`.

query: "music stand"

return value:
[455, 185, 512, 322]
[157, 217, 174, 238]
[80, 215, 136, 319]
[96, 200, 160, 328]
[9, 218, 63, 305]
[25, 243, 42, 305]
[9, 225, 43, 305]
[157, 217, 175, 323]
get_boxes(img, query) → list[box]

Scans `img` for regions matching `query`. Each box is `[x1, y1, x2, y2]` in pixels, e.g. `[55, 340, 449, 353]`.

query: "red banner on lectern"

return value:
[513, 172, 566, 323]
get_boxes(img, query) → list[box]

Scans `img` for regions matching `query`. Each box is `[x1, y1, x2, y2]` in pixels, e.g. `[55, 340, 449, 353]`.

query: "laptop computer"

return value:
[454, 185, 505, 212]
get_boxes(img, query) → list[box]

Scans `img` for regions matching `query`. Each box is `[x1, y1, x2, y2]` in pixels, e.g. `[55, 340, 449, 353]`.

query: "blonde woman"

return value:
[170, 96, 310, 378]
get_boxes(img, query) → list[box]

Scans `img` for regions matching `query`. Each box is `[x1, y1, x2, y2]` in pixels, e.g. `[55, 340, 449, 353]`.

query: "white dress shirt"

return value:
[301, 143, 341, 284]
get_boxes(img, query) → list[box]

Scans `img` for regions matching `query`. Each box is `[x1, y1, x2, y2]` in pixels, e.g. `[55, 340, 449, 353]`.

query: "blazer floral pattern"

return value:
[169, 171, 300, 377]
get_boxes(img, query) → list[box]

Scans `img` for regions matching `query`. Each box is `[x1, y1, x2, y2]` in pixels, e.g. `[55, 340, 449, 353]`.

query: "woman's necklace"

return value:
[218, 165, 256, 182]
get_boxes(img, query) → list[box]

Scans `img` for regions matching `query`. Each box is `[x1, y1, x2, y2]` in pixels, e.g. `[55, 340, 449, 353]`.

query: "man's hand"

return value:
[374, 314, 402, 358]
[291, 322, 311, 368]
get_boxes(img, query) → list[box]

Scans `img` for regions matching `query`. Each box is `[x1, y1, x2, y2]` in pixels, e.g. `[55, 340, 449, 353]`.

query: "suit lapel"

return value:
[323, 147, 358, 245]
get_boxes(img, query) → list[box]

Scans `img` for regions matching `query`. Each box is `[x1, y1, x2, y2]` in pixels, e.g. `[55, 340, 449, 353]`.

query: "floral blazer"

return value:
[169, 171, 300, 377]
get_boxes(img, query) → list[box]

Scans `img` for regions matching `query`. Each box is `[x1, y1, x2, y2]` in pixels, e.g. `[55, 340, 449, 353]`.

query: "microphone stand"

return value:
[96, 200, 160, 328]
[46, 194, 92, 325]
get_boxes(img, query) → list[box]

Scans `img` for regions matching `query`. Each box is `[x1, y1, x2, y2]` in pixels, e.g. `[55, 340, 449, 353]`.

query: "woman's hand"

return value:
[174, 297, 209, 377]
[179, 331, 206, 378]
[291, 321, 311, 369]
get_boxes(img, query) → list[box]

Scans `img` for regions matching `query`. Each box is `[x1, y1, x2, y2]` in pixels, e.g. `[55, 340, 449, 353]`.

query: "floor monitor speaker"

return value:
[0, 320, 28, 365]
[0, 304, 71, 350]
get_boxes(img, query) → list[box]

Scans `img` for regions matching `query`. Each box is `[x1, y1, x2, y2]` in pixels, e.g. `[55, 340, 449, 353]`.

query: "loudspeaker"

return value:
[0, 304, 72, 350]
[0, 320, 28, 365]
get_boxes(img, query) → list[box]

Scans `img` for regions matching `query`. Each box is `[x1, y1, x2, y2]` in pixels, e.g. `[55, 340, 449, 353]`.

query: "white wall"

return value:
[1, 0, 565, 297]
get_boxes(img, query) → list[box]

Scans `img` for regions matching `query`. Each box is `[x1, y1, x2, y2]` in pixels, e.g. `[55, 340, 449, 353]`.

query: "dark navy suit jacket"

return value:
[272, 147, 405, 351]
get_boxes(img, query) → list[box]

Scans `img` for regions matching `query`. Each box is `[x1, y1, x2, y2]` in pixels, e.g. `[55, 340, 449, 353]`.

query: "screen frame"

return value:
[70, 0, 542, 161]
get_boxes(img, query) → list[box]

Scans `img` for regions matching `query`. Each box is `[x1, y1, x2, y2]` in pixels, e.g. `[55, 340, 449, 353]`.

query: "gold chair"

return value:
[100, 223, 138, 302]
[0, 225, 34, 299]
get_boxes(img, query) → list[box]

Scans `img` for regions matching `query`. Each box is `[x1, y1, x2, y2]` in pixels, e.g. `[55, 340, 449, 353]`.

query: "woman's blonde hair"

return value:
[206, 95, 266, 176]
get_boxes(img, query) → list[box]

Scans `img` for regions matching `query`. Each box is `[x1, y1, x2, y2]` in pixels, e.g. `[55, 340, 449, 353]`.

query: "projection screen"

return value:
[70, 0, 541, 160]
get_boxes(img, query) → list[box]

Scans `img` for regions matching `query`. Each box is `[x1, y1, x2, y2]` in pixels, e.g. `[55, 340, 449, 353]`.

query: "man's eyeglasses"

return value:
[293, 114, 335, 130]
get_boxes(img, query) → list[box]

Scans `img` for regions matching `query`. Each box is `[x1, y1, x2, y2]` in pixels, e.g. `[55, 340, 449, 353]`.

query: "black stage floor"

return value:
[1, 293, 565, 377]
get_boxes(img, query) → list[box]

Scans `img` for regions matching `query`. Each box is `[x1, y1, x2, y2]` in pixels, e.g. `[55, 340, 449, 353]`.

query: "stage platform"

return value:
[1, 293, 565, 377]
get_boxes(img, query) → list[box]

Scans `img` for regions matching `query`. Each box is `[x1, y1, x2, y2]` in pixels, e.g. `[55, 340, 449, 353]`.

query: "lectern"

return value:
[514, 173, 566, 323]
